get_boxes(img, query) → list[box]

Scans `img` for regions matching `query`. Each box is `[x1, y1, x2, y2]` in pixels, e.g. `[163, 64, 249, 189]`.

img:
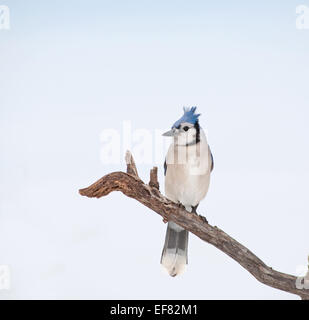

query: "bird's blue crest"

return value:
[172, 107, 201, 129]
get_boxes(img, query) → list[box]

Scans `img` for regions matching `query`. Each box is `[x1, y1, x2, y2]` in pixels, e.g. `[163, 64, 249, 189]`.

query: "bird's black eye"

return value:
[183, 126, 189, 132]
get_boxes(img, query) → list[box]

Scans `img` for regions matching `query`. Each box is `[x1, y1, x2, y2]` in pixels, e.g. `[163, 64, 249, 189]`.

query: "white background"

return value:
[0, 0, 308, 299]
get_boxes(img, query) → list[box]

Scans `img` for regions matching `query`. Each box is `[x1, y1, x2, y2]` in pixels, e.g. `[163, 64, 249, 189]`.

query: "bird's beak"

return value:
[162, 129, 176, 137]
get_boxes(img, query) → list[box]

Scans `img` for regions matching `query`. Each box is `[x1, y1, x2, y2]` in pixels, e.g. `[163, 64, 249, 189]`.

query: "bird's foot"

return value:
[191, 205, 208, 223]
[192, 210, 208, 224]
[177, 202, 186, 210]
[198, 214, 208, 224]
[191, 205, 199, 214]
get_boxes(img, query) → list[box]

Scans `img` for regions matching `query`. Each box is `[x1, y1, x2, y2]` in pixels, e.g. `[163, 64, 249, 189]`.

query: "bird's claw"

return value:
[199, 215, 208, 224]
[177, 202, 185, 210]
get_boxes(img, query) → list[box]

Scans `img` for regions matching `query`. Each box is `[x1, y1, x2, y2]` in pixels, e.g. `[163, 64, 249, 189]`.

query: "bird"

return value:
[161, 107, 214, 277]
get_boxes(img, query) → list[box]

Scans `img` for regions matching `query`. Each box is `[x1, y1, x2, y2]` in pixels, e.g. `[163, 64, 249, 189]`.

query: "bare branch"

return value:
[125, 150, 139, 178]
[149, 167, 160, 189]
[79, 153, 309, 300]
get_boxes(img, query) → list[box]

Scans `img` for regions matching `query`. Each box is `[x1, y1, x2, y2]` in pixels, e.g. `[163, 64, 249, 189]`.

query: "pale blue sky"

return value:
[0, 1, 309, 299]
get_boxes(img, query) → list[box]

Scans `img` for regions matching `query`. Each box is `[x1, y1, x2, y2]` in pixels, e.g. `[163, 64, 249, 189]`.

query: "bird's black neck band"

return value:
[185, 121, 200, 146]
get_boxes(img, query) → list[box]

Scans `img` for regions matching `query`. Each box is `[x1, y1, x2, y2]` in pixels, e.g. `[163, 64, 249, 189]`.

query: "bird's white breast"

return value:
[165, 130, 211, 207]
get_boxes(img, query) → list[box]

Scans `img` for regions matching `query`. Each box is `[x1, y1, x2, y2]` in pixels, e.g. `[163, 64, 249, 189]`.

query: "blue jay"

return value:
[161, 107, 213, 277]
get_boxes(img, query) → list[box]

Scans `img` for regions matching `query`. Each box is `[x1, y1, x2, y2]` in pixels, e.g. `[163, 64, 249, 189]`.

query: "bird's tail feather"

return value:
[161, 221, 188, 277]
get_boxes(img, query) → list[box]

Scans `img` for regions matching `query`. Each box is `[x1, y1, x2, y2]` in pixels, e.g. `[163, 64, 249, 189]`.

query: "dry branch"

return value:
[79, 151, 309, 300]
